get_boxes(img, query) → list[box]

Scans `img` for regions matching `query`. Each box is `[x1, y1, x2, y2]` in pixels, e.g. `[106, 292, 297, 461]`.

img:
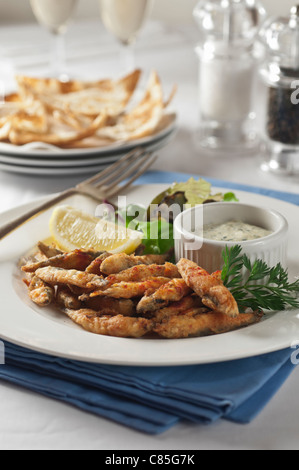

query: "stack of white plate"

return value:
[0, 121, 177, 176]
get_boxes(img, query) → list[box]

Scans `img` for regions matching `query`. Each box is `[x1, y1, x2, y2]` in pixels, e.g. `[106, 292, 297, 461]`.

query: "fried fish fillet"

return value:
[100, 252, 169, 275]
[98, 262, 180, 288]
[35, 267, 104, 289]
[56, 286, 82, 311]
[90, 277, 171, 299]
[154, 310, 263, 339]
[153, 296, 205, 322]
[177, 259, 239, 318]
[27, 275, 55, 307]
[37, 242, 64, 259]
[85, 252, 112, 275]
[80, 295, 136, 317]
[137, 278, 192, 314]
[22, 250, 95, 273]
[63, 309, 154, 338]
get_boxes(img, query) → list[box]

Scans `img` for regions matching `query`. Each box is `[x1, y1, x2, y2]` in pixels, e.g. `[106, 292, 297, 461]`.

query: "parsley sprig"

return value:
[221, 245, 299, 312]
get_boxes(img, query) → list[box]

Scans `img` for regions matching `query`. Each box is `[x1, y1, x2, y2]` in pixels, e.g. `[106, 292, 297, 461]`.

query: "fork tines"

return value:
[80, 147, 148, 187]
[77, 147, 157, 199]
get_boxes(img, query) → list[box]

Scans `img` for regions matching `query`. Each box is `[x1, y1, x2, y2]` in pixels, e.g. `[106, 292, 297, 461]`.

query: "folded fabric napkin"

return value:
[0, 342, 295, 434]
[0, 171, 298, 435]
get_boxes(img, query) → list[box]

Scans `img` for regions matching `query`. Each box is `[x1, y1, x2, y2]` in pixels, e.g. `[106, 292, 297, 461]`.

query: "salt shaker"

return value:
[193, 0, 266, 153]
[260, 5, 299, 175]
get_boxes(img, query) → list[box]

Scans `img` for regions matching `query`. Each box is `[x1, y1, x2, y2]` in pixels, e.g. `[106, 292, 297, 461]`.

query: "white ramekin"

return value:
[173, 202, 289, 277]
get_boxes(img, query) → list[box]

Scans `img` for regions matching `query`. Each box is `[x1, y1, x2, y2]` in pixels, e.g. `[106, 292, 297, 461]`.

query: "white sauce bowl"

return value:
[173, 202, 289, 278]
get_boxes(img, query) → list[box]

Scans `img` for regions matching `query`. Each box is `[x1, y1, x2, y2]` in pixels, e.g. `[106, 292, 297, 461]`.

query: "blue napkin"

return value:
[0, 342, 296, 434]
[0, 171, 298, 435]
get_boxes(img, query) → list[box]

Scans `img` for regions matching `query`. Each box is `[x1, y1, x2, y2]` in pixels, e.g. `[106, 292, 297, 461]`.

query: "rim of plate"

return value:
[0, 116, 177, 160]
[0, 127, 177, 168]
[0, 131, 176, 176]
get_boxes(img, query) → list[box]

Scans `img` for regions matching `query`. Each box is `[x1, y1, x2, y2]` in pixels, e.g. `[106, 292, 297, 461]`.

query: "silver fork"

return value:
[0, 148, 157, 241]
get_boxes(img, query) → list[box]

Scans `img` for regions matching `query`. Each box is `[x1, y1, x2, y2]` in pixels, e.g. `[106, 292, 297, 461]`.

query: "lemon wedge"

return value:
[49, 205, 143, 254]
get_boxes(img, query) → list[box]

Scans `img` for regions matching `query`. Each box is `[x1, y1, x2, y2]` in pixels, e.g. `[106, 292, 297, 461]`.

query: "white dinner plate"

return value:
[0, 130, 176, 176]
[1, 184, 299, 366]
[0, 127, 174, 168]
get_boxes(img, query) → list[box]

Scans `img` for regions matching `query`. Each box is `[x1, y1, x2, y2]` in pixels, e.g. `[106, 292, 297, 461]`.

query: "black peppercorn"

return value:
[267, 85, 299, 145]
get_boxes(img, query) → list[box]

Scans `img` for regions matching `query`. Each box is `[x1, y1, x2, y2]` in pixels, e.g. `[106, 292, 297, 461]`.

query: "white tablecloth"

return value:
[1, 19, 299, 450]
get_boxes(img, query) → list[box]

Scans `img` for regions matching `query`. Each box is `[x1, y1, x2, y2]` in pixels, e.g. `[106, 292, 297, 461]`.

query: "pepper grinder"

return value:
[260, 5, 299, 175]
[193, 0, 266, 153]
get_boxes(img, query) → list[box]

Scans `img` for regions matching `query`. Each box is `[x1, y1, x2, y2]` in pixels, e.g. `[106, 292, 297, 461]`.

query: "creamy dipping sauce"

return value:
[200, 220, 272, 242]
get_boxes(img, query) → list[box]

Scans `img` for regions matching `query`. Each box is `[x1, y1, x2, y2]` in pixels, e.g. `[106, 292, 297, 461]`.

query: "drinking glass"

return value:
[98, 0, 153, 71]
[30, 0, 78, 81]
